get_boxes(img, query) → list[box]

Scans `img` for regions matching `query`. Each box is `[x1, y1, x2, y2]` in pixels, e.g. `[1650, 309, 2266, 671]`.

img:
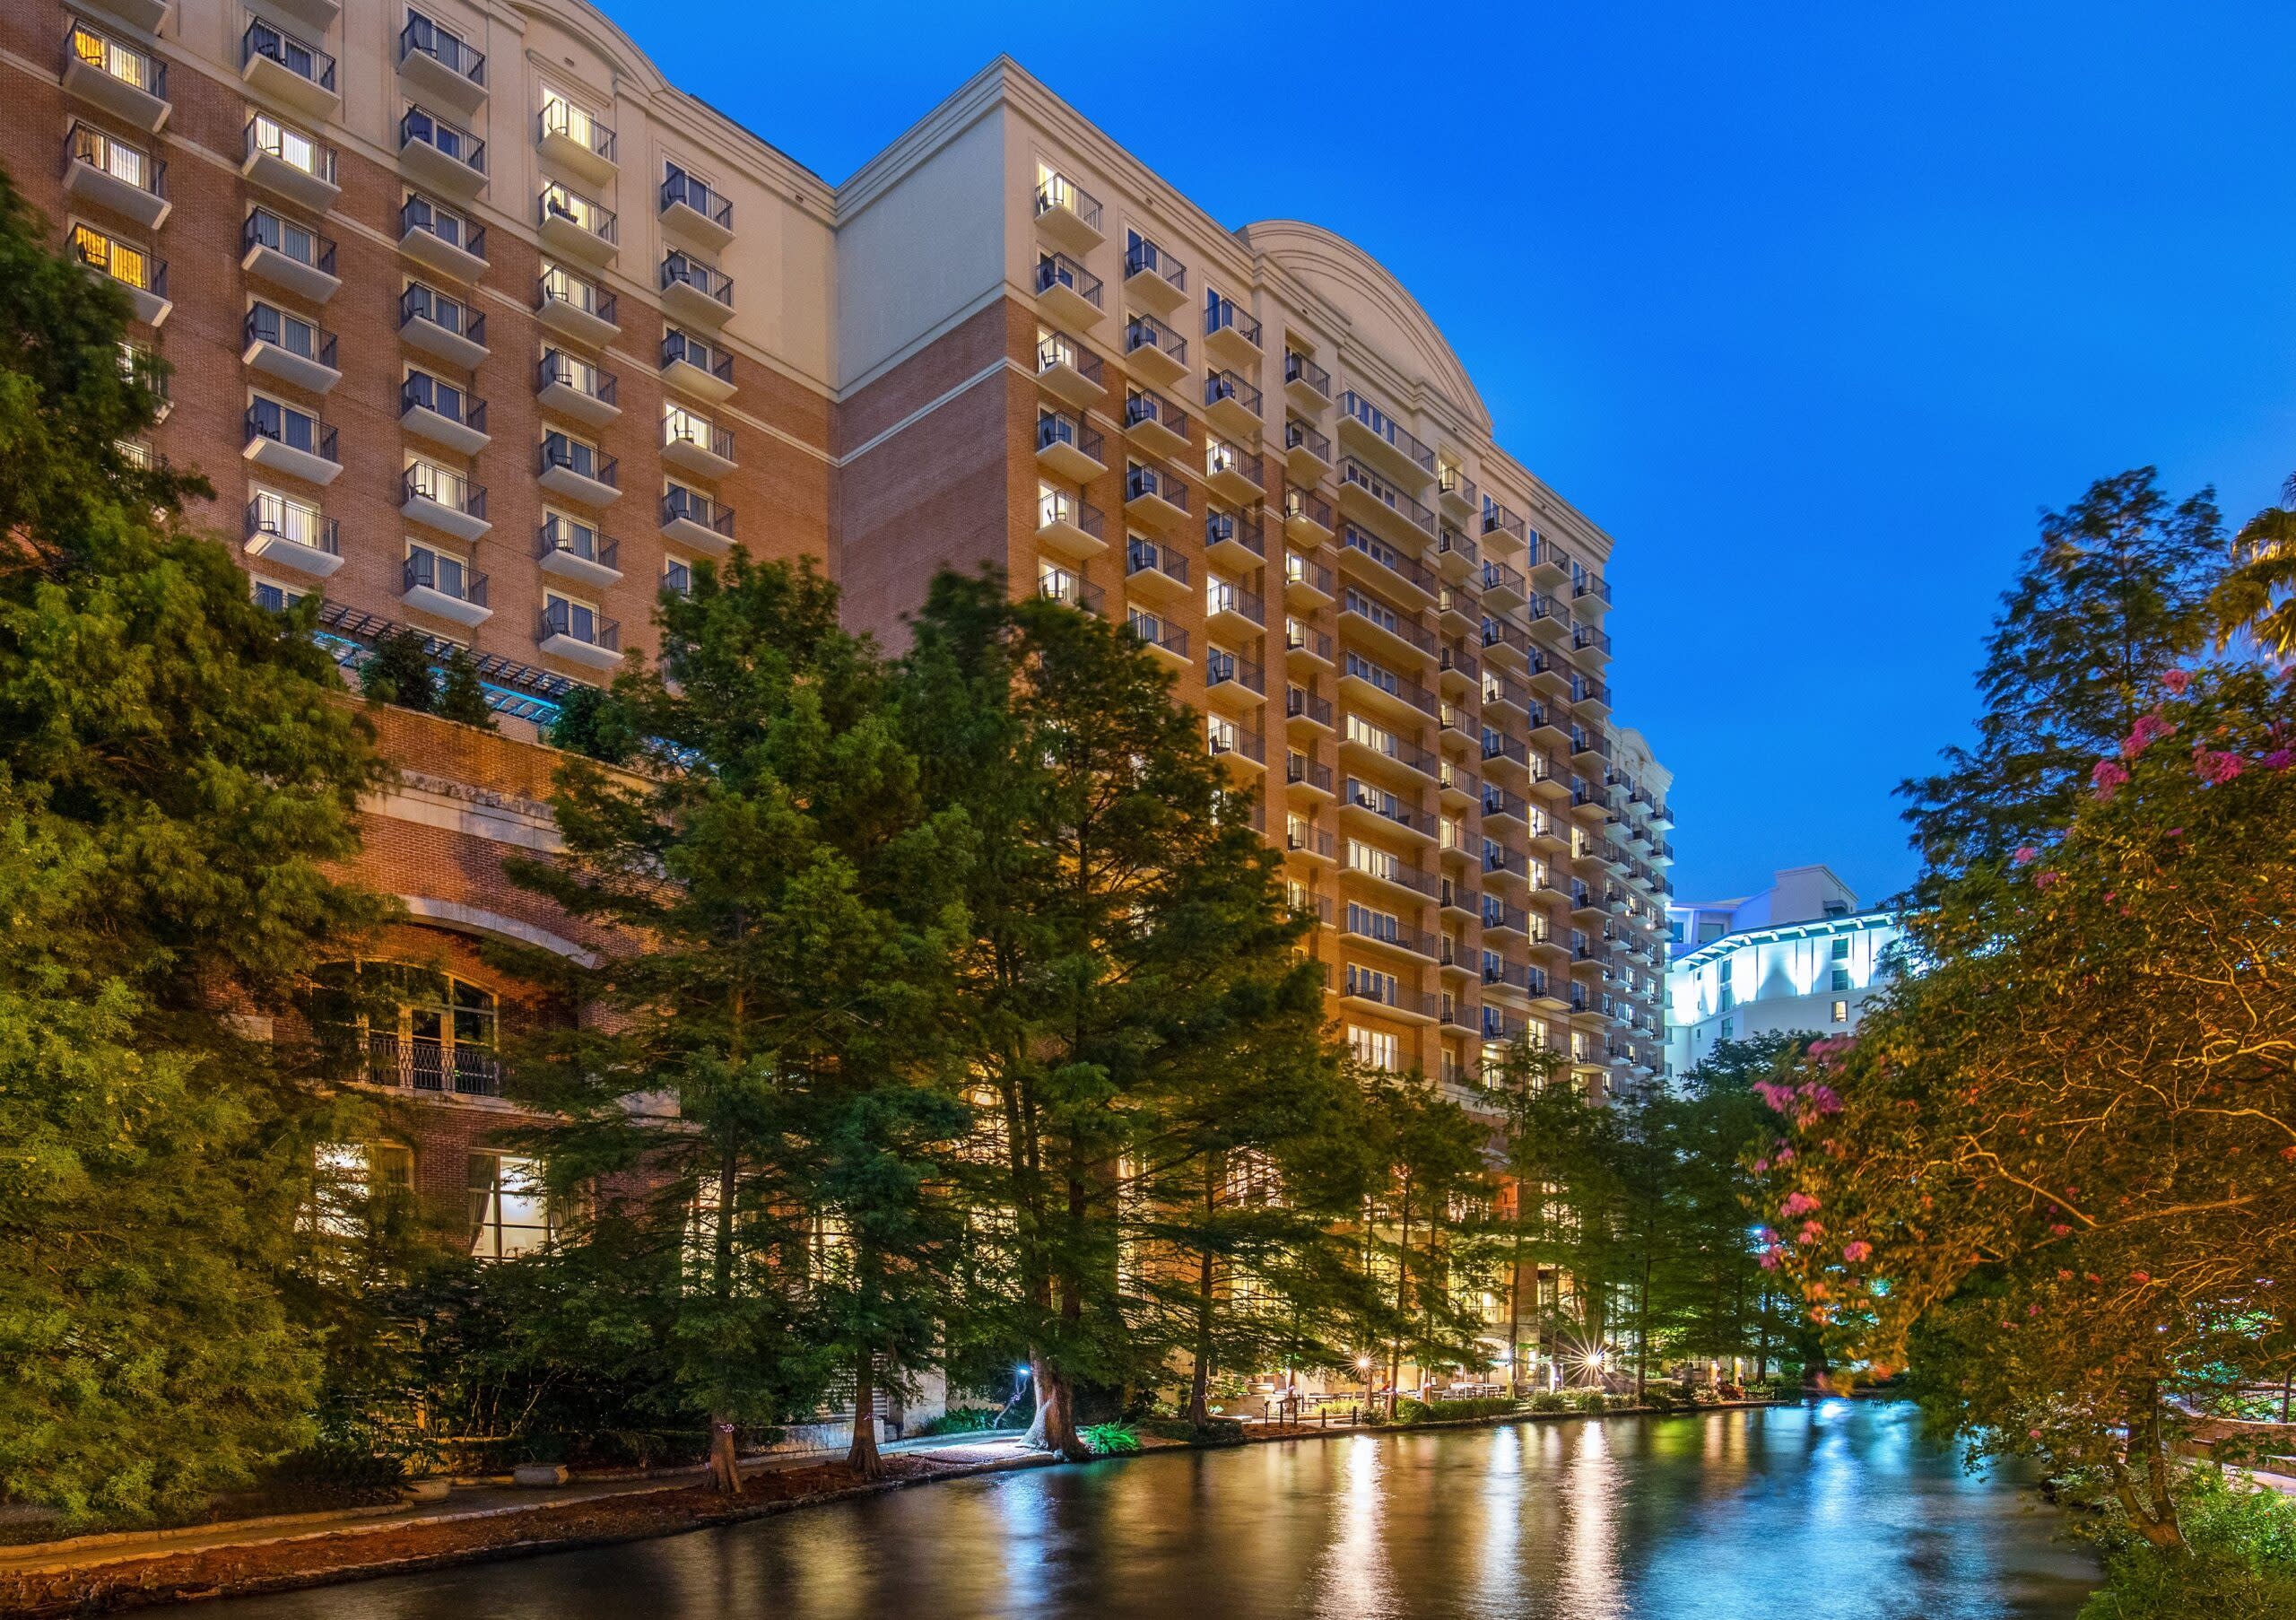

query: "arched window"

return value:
[315, 962, 500, 1095]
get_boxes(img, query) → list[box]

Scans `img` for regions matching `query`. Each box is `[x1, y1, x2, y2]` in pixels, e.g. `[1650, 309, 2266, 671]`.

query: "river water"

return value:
[199, 1400, 2098, 1619]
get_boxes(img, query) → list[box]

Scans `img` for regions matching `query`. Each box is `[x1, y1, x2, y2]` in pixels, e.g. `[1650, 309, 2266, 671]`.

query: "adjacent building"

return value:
[5, 0, 1671, 1262]
[1664, 866, 1900, 1075]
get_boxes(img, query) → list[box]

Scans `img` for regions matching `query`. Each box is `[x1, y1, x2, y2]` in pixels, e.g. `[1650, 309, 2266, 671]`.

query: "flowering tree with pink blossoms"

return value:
[1761, 663, 2296, 1550]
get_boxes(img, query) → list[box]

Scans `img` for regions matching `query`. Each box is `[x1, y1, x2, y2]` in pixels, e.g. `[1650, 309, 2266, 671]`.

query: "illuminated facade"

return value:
[1664, 866, 1900, 1075]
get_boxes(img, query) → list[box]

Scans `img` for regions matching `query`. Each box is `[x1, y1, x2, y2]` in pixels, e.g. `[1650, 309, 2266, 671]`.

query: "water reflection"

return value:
[196, 1403, 2096, 1620]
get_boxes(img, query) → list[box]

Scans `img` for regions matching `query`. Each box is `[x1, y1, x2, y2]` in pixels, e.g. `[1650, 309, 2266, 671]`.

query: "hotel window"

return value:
[72, 20, 156, 90]
[404, 539, 476, 601]
[539, 84, 601, 151]
[305, 1142, 413, 1241]
[544, 590, 604, 643]
[1831, 999, 1849, 1023]
[72, 125, 152, 190]
[404, 455, 469, 509]
[1831, 967, 1851, 993]
[468, 1152, 552, 1259]
[253, 579, 306, 614]
[71, 223, 150, 290]
[1346, 963, 1398, 1003]
[664, 559, 692, 597]
[1831, 936, 1850, 961]
[1348, 1025, 1399, 1073]
[1718, 1018, 1733, 1041]
[1206, 713, 1239, 754]
[249, 113, 325, 179]
[249, 485, 324, 545]
[540, 180, 607, 233]
[540, 258, 604, 315]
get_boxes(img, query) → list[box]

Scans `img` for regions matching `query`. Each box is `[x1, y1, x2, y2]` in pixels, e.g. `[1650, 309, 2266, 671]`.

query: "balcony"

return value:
[537, 266, 618, 346]
[1478, 558, 1526, 611]
[1126, 608, 1188, 665]
[1436, 527, 1481, 591]
[1336, 390, 1436, 484]
[1438, 463, 1478, 518]
[536, 351, 618, 426]
[1338, 524, 1438, 606]
[240, 19, 336, 118]
[399, 283, 486, 368]
[1337, 457, 1437, 541]
[538, 599, 622, 671]
[662, 410, 735, 478]
[1283, 348, 1332, 412]
[661, 253, 734, 327]
[398, 195, 484, 281]
[1122, 387, 1190, 459]
[538, 434, 619, 506]
[1203, 370, 1262, 440]
[75, 0, 170, 41]
[1341, 779, 1435, 844]
[1033, 170, 1103, 253]
[1207, 719, 1265, 769]
[399, 107, 485, 198]
[1344, 915, 1439, 965]
[1205, 579, 1265, 634]
[1033, 251, 1102, 329]
[1123, 312, 1187, 388]
[1123, 230, 1187, 310]
[256, 0, 336, 36]
[1340, 851, 1440, 906]
[536, 515, 621, 588]
[1285, 418, 1333, 484]
[1287, 749, 1335, 797]
[63, 124, 168, 230]
[1483, 496, 1528, 549]
[1205, 648, 1265, 703]
[1125, 536, 1189, 600]
[1339, 719, 1440, 786]
[1284, 546, 1335, 607]
[1205, 508, 1264, 568]
[1203, 292, 1261, 370]
[662, 485, 735, 554]
[1204, 439, 1262, 505]
[1034, 486, 1106, 560]
[401, 462, 489, 542]
[1283, 485, 1335, 544]
[1285, 617, 1335, 667]
[242, 304, 338, 393]
[402, 547, 490, 628]
[1286, 684, 1335, 730]
[400, 371, 489, 455]
[1030, 329, 1105, 411]
[1573, 567, 1613, 608]
[653, 328, 732, 405]
[1037, 565, 1103, 615]
[1286, 819, 1335, 862]
[1123, 463, 1189, 529]
[242, 399, 337, 485]
[1032, 409, 1104, 483]
[242, 114, 337, 211]
[660, 165, 735, 250]
[538, 183, 617, 263]
[398, 12, 486, 113]
[64, 22, 170, 133]
[538, 91, 615, 185]
[242, 493, 341, 579]
[1340, 649, 1438, 725]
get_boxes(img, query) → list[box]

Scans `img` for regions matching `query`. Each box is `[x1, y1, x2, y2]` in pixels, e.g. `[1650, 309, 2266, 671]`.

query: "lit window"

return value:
[468, 1153, 551, 1259]
[1347, 1025, 1399, 1072]
[1831, 999, 1848, 1023]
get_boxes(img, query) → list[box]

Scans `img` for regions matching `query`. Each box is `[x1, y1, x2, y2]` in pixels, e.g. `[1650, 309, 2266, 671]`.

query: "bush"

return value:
[2078, 1468, 2296, 1620]
[1641, 1389, 1679, 1413]
[1530, 1391, 1570, 1414]
[1574, 1390, 1609, 1415]
[1390, 1397, 1518, 1425]
[1080, 1422, 1139, 1456]
[918, 1407, 1013, 1437]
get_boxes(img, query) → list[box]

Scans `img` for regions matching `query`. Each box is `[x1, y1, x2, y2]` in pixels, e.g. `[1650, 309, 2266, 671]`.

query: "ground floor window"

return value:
[467, 1152, 551, 1259]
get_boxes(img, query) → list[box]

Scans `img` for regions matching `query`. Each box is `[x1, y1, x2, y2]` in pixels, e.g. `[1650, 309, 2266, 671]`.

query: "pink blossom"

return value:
[1756, 1227, 1779, 1245]
[1779, 1191, 1820, 1217]
[1843, 1241, 1873, 1263]
[1799, 1083, 1844, 1116]
[2013, 845, 2039, 867]
[2035, 871, 2062, 891]
[2131, 1271, 2152, 1285]
[2266, 750, 2294, 773]
[1750, 1159, 1769, 1175]
[1753, 1080, 1797, 1113]
[2194, 747, 2244, 786]
[2162, 668, 2192, 696]
[1797, 1220, 1826, 1244]
[1773, 1146, 1796, 1166]
[2120, 711, 2177, 759]
[1759, 1250, 1781, 1271]
[2092, 759, 2130, 798]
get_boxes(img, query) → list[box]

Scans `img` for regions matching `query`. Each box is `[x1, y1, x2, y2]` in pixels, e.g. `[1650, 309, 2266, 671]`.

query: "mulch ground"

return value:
[0, 1457, 962, 1617]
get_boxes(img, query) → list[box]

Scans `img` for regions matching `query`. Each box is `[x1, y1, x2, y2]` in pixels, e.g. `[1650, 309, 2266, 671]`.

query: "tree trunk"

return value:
[2109, 1383, 2185, 1548]
[847, 1350, 883, 1479]
[1187, 1161, 1216, 1430]
[1023, 1350, 1086, 1459]
[1634, 1250, 1651, 1403]
[1504, 1220, 1526, 1400]
[708, 1415, 741, 1495]
[1389, 1188, 1413, 1418]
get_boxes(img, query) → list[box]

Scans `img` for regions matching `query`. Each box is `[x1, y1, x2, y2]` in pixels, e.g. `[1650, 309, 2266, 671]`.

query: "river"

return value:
[196, 1400, 2098, 1619]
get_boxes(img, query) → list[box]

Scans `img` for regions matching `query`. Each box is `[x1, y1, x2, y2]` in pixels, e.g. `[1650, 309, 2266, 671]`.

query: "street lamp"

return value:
[1356, 1354, 1374, 1422]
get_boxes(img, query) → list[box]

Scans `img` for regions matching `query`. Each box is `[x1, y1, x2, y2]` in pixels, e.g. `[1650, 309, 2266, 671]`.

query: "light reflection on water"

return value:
[195, 1402, 2096, 1620]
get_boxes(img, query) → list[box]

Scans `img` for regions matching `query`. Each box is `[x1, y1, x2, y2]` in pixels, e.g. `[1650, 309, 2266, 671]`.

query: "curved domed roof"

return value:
[1239, 220, 1491, 434]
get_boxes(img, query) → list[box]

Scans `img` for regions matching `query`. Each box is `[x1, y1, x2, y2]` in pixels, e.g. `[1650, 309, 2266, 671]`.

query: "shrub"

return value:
[2077, 1468, 2296, 1620]
[1391, 1397, 1519, 1425]
[1641, 1389, 1679, 1414]
[1139, 1416, 1242, 1445]
[918, 1407, 1011, 1437]
[1574, 1390, 1609, 1415]
[1530, 1391, 1570, 1414]
[1080, 1422, 1139, 1456]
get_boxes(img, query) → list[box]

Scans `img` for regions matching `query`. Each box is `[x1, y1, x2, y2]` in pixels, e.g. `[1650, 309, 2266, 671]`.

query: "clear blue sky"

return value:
[608, 1, 2296, 908]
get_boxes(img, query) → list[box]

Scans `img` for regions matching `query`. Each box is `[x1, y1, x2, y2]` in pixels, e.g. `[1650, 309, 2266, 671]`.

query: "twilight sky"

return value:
[608, 1, 2296, 908]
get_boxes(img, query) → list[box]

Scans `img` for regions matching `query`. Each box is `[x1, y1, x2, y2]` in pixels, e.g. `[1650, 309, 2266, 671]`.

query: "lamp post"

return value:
[1357, 1354, 1374, 1424]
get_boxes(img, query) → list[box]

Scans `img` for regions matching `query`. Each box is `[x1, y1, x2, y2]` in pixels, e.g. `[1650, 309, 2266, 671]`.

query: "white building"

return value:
[1664, 866, 1900, 1076]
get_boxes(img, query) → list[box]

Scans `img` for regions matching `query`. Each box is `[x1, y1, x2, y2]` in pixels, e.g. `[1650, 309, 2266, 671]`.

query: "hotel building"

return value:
[3, 0, 1672, 1241]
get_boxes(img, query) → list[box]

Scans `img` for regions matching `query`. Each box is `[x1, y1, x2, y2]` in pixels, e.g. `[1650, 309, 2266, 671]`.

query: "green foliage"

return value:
[1392, 1397, 1518, 1424]
[1573, 1390, 1610, 1415]
[1079, 1421, 1140, 1456]
[361, 628, 439, 712]
[544, 683, 636, 762]
[2079, 1468, 2296, 1620]
[1529, 1391, 1570, 1413]
[1898, 467, 2222, 904]
[0, 169, 387, 1527]
[434, 648, 496, 730]
[917, 1407, 1013, 1437]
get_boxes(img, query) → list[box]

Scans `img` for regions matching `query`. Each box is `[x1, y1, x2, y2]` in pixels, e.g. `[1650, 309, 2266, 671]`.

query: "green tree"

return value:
[2210, 470, 2296, 657]
[1361, 1069, 1494, 1409]
[434, 647, 496, 730]
[505, 555, 970, 1489]
[360, 628, 438, 712]
[0, 170, 385, 1524]
[896, 571, 1313, 1458]
[1763, 663, 2296, 1550]
[1898, 468, 2221, 904]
